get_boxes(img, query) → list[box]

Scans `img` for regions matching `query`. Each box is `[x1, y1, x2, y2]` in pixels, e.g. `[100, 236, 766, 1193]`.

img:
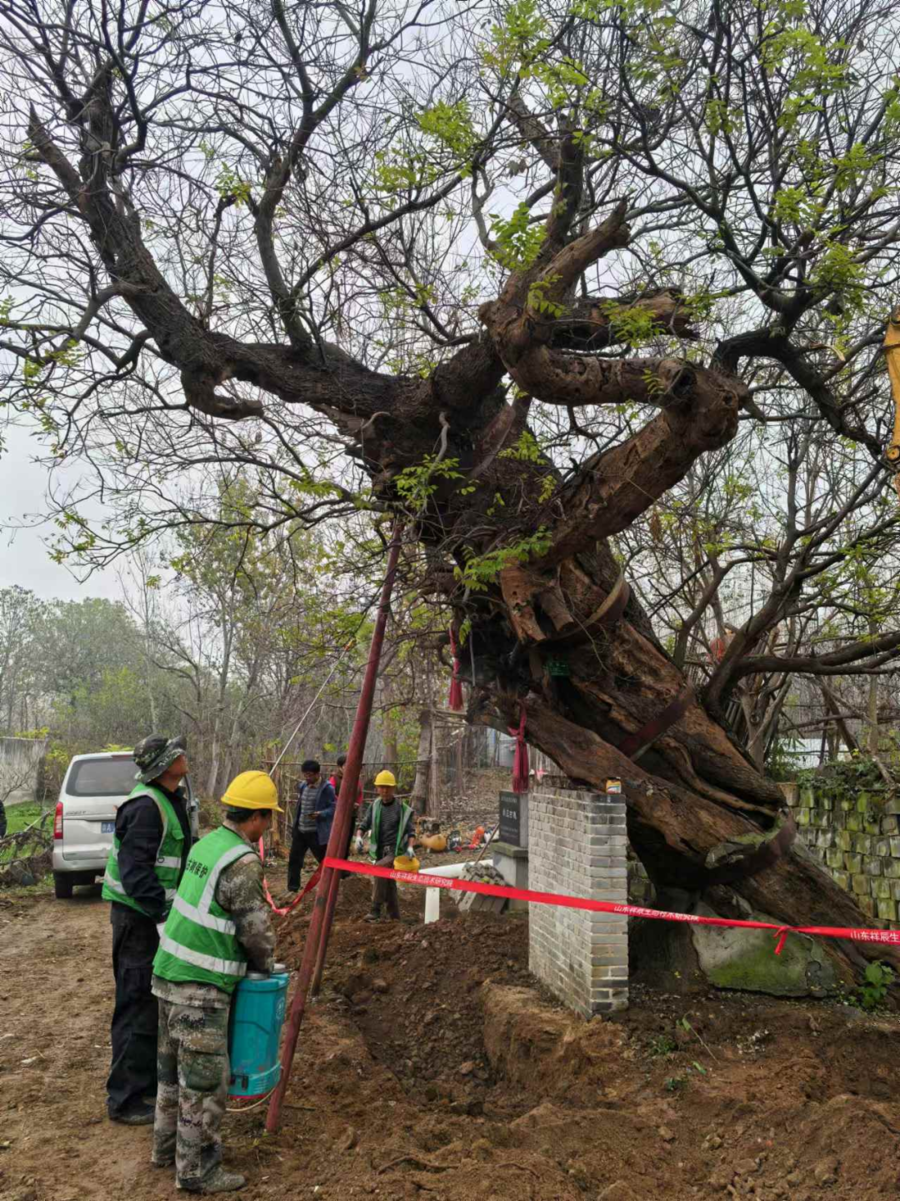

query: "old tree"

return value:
[3, 0, 900, 977]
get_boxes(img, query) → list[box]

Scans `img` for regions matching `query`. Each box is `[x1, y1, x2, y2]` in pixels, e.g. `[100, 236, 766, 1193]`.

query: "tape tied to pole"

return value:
[323, 856, 900, 955]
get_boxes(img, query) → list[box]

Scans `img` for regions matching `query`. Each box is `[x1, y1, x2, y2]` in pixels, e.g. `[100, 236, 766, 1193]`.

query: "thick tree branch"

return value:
[507, 89, 558, 171]
[714, 327, 885, 460]
[27, 108, 400, 428]
[481, 201, 630, 362]
[731, 630, 900, 678]
[540, 365, 743, 564]
[549, 289, 700, 351]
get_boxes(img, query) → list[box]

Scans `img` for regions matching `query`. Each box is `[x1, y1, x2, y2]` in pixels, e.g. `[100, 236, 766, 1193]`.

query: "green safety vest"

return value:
[368, 800, 413, 863]
[101, 784, 186, 918]
[152, 825, 257, 994]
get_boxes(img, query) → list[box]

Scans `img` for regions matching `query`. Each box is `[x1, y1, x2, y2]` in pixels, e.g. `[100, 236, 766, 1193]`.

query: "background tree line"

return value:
[0, 486, 448, 798]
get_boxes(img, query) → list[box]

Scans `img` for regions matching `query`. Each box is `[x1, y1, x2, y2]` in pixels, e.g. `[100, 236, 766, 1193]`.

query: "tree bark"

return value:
[410, 709, 433, 816]
[867, 619, 880, 756]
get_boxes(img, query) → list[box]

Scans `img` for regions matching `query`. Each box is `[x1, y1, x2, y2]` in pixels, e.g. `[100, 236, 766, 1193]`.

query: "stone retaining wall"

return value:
[625, 778, 900, 930]
[781, 779, 900, 927]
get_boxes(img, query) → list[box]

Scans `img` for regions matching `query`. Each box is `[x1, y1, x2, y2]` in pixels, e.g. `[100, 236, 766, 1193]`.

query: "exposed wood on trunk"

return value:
[499, 564, 549, 644]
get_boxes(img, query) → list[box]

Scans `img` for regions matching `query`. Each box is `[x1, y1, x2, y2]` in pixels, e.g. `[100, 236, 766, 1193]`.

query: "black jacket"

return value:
[112, 783, 192, 923]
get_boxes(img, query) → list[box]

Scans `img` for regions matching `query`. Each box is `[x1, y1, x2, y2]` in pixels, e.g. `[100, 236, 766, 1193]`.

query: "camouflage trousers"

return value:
[152, 999, 229, 1186]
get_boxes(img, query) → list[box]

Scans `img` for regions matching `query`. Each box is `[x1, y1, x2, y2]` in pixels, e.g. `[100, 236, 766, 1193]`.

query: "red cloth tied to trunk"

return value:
[508, 705, 529, 793]
[448, 626, 464, 711]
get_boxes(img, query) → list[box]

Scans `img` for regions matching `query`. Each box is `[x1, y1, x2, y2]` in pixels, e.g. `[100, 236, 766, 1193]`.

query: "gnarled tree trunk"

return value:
[25, 61, 900, 988]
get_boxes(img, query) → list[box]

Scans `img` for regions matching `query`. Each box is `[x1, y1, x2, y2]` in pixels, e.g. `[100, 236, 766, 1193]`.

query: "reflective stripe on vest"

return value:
[152, 826, 257, 994]
[170, 892, 237, 934]
[157, 933, 247, 978]
[101, 784, 185, 918]
[101, 872, 177, 903]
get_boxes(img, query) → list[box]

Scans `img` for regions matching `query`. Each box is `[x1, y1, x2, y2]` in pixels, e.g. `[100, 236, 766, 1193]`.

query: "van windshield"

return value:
[66, 758, 137, 798]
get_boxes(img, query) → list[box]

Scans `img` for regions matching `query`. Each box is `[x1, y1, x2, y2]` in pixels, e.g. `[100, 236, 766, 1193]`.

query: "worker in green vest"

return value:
[102, 734, 191, 1126]
[150, 770, 281, 1194]
[355, 769, 415, 921]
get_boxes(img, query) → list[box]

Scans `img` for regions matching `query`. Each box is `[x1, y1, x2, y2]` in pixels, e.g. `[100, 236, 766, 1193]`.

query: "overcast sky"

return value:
[0, 419, 119, 601]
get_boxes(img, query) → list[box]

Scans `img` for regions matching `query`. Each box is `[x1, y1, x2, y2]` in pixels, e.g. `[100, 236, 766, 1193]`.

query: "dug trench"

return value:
[2, 871, 900, 1201]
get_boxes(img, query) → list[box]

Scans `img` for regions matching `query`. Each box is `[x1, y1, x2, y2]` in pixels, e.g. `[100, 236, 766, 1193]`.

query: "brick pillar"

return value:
[528, 789, 628, 1016]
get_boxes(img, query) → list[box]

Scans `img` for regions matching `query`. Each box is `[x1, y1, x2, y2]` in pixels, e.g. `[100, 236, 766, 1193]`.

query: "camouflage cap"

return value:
[134, 734, 187, 784]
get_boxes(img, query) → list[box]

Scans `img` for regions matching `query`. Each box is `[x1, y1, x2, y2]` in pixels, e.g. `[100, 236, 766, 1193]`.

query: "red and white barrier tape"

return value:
[324, 856, 900, 955]
[259, 837, 322, 917]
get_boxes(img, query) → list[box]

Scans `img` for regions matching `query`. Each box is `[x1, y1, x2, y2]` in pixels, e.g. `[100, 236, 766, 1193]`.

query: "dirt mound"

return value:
[481, 982, 632, 1101]
[280, 876, 532, 1117]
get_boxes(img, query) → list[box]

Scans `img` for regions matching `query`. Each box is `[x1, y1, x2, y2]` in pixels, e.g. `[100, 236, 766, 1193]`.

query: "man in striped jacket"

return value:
[150, 771, 280, 1194]
[102, 734, 191, 1126]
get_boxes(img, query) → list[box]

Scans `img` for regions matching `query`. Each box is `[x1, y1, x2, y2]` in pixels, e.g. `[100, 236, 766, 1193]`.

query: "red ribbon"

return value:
[323, 856, 900, 954]
[259, 837, 322, 917]
[508, 704, 529, 793]
[448, 626, 464, 711]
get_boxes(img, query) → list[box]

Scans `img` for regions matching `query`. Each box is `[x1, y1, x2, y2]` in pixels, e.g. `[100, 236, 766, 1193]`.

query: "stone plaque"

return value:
[499, 790, 529, 848]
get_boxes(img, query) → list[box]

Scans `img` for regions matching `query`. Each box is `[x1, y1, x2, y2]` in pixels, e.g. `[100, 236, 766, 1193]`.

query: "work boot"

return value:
[178, 1166, 246, 1193]
[109, 1101, 155, 1126]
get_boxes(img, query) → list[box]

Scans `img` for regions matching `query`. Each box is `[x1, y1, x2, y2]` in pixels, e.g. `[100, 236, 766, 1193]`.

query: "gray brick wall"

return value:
[528, 789, 629, 1016]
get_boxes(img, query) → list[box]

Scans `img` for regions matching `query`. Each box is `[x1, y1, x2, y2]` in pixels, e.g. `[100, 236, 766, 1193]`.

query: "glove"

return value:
[353, 834, 364, 854]
[156, 923, 166, 940]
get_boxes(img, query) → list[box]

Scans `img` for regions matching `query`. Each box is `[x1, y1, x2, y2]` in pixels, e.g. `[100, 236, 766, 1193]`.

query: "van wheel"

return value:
[53, 872, 75, 899]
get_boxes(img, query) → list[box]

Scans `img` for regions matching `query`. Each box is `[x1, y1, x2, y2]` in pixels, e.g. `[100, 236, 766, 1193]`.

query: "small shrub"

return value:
[647, 1034, 677, 1058]
[857, 961, 894, 1011]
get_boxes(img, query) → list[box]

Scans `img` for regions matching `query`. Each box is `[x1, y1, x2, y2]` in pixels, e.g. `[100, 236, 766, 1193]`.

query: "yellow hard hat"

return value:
[393, 854, 420, 873]
[221, 770, 283, 813]
[374, 770, 397, 787]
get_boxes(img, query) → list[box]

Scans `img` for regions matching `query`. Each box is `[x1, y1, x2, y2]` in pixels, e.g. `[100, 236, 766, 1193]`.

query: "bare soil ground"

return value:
[2, 860, 900, 1201]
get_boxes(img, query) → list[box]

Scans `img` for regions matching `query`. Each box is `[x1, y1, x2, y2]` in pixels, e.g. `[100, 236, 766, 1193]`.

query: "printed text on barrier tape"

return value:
[324, 857, 900, 953]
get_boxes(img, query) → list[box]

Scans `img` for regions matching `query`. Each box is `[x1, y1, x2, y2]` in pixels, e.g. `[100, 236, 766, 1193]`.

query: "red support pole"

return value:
[266, 523, 403, 1133]
[310, 862, 340, 997]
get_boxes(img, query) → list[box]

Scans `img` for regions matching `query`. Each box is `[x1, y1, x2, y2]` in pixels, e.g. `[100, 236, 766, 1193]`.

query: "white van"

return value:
[52, 752, 196, 899]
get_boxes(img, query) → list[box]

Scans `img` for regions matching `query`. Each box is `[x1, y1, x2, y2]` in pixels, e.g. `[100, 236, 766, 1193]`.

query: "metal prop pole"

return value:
[266, 522, 403, 1132]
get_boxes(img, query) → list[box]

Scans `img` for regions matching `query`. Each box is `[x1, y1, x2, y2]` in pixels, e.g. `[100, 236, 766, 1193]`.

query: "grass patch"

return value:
[1, 801, 53, 864]
[5, 801, 47, 833]
[3, 875, 54, 899]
